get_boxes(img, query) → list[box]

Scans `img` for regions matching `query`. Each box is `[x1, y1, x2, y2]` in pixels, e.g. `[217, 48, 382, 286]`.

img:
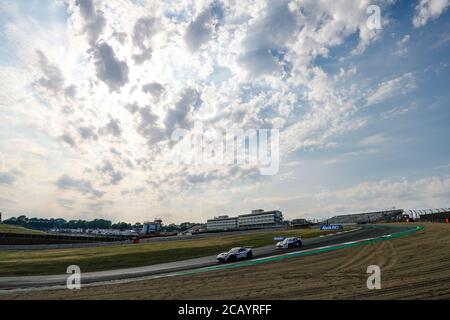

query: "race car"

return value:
[216, 247, 253, 263]
[276, 237, 302, 249]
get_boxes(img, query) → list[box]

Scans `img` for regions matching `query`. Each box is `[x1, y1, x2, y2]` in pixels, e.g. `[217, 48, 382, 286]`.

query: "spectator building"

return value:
[206, 209, 283, 232]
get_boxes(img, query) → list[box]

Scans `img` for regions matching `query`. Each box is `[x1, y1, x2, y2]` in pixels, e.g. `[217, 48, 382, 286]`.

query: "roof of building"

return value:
[238, 210, 282, 218]
[207, 216, 238, 222]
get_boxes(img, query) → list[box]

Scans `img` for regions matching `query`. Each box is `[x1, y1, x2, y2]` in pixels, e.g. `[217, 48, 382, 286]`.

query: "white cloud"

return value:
[366, 73, 417, 106]
[131, 16, 158, 64]
[360, 134, 390, 146]
[184, 1, 223, 52]
[413, 0, 450, 27]
[314, 175, 450, 214]
[56, 174, 105, 198]
[75, 0, 106, 45]
[281, 67, 366, 154]
[380, 103, 416, 119]
[233, 175, 450, 219]
[394, 34, 410, 56]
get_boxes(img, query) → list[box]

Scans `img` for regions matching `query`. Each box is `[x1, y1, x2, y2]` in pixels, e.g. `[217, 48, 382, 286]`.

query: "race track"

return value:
[0, 224, 413, 291]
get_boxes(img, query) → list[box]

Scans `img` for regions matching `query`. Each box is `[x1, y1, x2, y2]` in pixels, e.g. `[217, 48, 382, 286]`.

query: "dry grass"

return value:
[3, 222, 448, 300]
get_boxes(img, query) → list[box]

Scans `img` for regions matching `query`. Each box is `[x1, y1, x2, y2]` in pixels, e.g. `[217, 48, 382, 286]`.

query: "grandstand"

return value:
[326, 208, 450, 224]
[403, 208, 450, 222]
[325, 209, 404, 224]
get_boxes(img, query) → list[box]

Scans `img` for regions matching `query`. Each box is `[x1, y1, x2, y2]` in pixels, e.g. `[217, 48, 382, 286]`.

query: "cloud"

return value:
[322, 148, 380, 166]
[74, 1, 129, 91]
[60, 132, 77, 147]
[0, 170, 23, 186]
[186, 171, 221, 184]
[238, 48, 284, 78]
[121, 187, 145, 196]
[366, 73, 417, 106]
[254, 174, 450, 218]
[0, 197, 16, 205]
[394, 34, 410, 57]
[57, 198, 74, 210]
[380, 105, 413, 119]
[64, 85, 77, 99]
[132, 17, 158, 64]
[314, 175, 450, 212]
[92, 42, 129, 92]
[184, 1, 223, 52]
[86, 199, 113, 212]
[413, 0, 450, 27]
[97, 160, 124, 185]
[75, 0, 106, 45]
[100, 118, 122, 137]
[142, 82, 165, 101]
[281, 67, 366, 154]
[360, 134, 390, 146]
[164, 88, 200, 134]
[34, 50, 78, 102]
[56, 175, 104, 198]
[0, 172, 16, 185]
[35, 50, 64, 92]
[238, 1, 298, 77]
[136, 106, 165, 146]
[77, 126, 98, 140]
[125, 102, 139, 114]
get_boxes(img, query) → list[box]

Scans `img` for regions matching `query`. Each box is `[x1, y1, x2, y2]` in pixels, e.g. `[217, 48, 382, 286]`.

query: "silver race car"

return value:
[216, 247, 253, 263]
[276, 237, 302, 249]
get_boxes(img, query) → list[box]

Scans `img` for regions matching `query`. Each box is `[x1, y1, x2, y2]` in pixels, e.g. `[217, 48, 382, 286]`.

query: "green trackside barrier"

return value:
[166, 225, 424, 278]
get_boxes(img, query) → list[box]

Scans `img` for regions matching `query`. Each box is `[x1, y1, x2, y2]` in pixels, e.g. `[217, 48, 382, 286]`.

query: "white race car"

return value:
[216, 247, 253, 263]
[276, 237, 302, 249]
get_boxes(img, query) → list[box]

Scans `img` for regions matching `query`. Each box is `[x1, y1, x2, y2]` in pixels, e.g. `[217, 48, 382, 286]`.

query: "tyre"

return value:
[227, 255, 236, 263]
[247, 251, 253, 259]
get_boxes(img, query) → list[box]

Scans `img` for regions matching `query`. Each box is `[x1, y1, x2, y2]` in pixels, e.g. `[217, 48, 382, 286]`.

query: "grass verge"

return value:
[0, 224, 47, 235]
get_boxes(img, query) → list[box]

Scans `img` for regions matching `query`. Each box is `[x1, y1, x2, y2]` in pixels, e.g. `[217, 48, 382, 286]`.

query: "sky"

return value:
[0, 0, 449, 224]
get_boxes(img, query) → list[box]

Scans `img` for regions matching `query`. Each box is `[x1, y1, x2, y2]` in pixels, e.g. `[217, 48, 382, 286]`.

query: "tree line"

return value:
[2, 215, 141, 231]
[1, 215, 200, 232]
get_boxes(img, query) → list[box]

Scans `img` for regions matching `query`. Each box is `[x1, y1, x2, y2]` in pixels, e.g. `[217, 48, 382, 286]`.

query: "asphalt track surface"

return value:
[0, 224, 411, 291]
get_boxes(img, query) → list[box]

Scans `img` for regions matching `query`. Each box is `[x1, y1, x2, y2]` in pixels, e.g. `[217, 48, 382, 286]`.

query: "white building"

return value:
[206, 216, 238, 231]
[206, 210, 283, 232]
[142, 219, 162, 234]
[237, 209, 283, 230]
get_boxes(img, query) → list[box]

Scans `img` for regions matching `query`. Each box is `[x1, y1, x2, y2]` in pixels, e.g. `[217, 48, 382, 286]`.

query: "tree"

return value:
[112, 222, 132, 230]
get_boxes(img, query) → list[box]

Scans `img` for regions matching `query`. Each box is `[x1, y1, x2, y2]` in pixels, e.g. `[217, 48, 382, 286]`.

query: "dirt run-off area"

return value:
[1, 222, 450, 300]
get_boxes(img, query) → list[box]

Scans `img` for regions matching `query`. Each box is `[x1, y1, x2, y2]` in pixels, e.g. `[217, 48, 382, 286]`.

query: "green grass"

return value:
[0, 227, 354, 277]
[0, 223, 47, 235]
